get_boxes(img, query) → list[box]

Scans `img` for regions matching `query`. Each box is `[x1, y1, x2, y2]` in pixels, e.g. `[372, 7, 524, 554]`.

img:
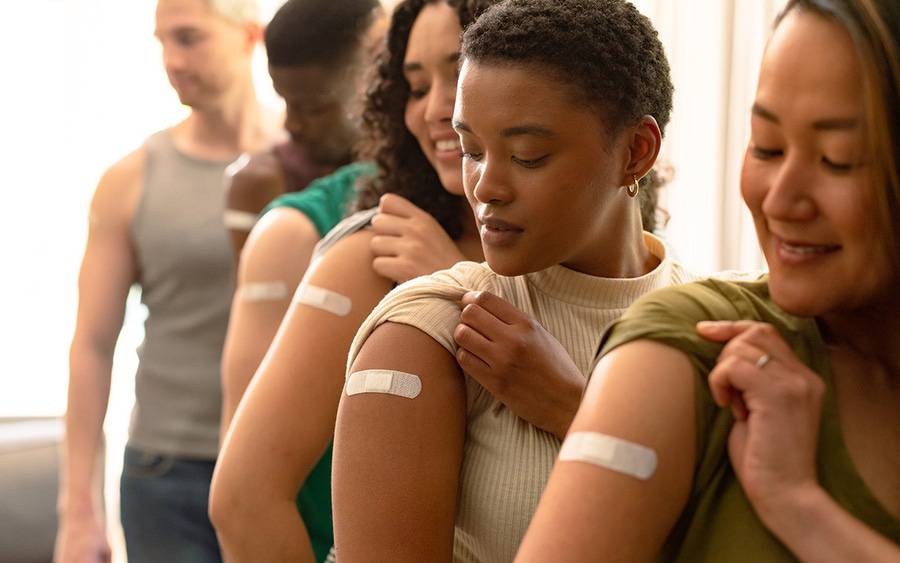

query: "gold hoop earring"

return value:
[626, 174, 640, 198]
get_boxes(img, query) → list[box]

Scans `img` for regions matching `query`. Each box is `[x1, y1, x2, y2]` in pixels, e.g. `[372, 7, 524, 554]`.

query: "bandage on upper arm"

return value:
[559, 432, 658, 480]
[346, 369, 422, 399]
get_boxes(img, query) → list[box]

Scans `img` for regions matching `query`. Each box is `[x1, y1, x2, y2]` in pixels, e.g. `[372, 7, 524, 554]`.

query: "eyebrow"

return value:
[453, 121, 556, 139]
[403, 52, 461, 73]
[752, 103, 860, 131]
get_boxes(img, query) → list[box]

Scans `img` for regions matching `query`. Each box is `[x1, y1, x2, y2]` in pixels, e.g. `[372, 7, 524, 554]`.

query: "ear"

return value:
[241, 21, 264, 54]
[619, 115, 662, 185]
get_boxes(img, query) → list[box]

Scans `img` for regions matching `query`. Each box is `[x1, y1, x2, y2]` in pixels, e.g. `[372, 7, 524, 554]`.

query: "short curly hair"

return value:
[461, 0, 674, 231]
[353, 0, 498, 239]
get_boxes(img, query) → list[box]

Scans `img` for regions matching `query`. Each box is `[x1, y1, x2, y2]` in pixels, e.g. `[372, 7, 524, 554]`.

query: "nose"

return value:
[424, 77, 456, 126]
[161, 41, 187, 74]
[284, 106, 306, 140]
[761, 153, 817, 222]
[469, 155, 513, 206]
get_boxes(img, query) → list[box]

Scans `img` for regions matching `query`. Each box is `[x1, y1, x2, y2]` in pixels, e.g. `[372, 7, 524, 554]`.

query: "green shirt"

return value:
[599, 277, 900, 562]
[262, 161, 375, 563]
[263, 161, 376, 238]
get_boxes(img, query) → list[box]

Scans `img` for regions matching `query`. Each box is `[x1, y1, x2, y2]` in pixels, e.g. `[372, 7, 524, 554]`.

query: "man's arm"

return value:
[56, 150, 143, 563]
[224, 152, 286, 262]
[219, 207, 320, 437]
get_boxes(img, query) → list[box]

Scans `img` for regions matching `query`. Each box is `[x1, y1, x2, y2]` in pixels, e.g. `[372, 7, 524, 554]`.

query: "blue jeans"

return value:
[120, 446, 222, 563]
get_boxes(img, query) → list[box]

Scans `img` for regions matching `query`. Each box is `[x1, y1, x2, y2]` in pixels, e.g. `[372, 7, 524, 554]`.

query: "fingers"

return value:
[708, 354, 758, 420]
[370, 212, 407, 236]
[457, 301, 508, 344]
[378, 193, 422, 219]
[453, 322, 494, 365]
[371, 256, 409, 283]
[370, 234, 403, 257]
[455, 345, 491, 379]
[697, 320, 794, 359]
[460, 291, 526, 325]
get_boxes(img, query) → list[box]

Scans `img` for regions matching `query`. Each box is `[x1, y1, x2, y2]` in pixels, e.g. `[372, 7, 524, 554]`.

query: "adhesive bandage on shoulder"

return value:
[346, 369, 422, 399]
[296, 284, 352, 316]
[240, 281, 289, 302]
[559, 432, 658, 480]
[223, 209, 259, 231]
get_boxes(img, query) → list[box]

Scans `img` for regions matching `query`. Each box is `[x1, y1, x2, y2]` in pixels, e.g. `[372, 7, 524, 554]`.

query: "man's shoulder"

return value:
[226, 150, 285, 210]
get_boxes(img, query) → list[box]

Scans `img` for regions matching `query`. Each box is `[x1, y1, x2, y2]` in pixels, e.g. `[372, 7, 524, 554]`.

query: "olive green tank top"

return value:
[599, 278, 900, 562]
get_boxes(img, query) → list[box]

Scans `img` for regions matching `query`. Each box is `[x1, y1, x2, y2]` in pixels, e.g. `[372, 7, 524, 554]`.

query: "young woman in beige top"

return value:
[332, 1, 691, 561]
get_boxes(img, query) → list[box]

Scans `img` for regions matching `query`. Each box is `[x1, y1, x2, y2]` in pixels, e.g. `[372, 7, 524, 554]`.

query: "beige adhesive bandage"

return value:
[346, 369, 422, 399]
[240, 281, 289, 302]
[559, 432, 657, 480]
[223, 209, 259, 231]
[296, 284, 352, 316]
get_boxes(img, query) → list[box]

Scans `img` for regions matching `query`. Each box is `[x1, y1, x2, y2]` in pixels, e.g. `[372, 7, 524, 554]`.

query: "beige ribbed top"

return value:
[347, 233, 694, 562]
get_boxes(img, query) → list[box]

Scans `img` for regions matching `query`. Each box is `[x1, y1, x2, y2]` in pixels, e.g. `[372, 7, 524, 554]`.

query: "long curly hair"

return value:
[352, 0, 497, 239]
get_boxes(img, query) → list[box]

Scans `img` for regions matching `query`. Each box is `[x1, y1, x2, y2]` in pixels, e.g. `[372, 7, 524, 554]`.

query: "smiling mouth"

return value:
[779, 240, 841, 255]
[435, 139, 461, 152]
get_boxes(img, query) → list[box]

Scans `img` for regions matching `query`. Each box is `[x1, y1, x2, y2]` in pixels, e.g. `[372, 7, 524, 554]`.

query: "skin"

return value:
[517, 11, 900, 562]
[208, 4, 482, 561]
[55, 1, 271, 562]
[332, 56, 662, 560]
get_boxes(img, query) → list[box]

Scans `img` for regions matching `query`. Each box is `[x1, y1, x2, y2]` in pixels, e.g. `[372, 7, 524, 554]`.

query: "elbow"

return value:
[208, 470, 244, 542]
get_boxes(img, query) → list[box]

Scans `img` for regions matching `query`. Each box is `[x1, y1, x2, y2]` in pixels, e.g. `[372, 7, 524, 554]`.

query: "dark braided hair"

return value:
[353, 0, 498, 238]
[461, 0, 674, 231]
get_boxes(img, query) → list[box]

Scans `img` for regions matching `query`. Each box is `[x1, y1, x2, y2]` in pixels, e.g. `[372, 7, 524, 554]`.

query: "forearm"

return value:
[214, 496, 315, 563]
[759, 485, 900, 562]
[60, 346, 113, 517]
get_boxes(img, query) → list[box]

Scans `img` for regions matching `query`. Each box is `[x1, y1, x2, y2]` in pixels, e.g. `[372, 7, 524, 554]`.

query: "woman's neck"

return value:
[819, 293, 900, 383]
[564, 204, 657, 278]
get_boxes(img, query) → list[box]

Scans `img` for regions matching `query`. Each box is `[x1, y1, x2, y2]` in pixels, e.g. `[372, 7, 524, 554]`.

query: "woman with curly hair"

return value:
[209, 1, 497, 561]
[331, 0, 692, 561]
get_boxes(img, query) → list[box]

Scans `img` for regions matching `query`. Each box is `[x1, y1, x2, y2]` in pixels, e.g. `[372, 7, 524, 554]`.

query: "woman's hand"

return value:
[697, 320, 826, 521]
[453, 291, 584, 440]
[369, 193, 465, 283]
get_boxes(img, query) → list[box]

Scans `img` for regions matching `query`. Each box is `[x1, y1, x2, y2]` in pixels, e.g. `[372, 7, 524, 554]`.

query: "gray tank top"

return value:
[128, 130, 235, 459]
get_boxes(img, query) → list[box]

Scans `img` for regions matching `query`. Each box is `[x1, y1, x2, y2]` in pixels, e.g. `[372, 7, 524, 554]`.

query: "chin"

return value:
[436, 169, 464, 195]
[767, 275, 830, 318]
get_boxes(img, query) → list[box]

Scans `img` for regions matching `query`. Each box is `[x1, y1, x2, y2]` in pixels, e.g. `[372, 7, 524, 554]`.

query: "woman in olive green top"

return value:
[519, 1, 900, 561]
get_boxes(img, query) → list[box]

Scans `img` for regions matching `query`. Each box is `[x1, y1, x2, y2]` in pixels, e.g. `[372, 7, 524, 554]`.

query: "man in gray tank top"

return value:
[56, 1, 277, 561]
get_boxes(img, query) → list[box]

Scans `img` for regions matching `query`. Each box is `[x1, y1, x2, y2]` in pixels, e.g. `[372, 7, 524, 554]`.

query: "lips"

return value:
[773, 235, 841, 265]
[479, 216, 524, 247]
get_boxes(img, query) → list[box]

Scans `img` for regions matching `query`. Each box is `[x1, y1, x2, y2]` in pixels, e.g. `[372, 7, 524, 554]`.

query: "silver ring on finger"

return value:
[755, 353, 772, 370]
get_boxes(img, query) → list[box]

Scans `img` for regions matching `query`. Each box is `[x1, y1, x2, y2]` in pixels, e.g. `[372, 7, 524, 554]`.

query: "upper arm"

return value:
[332, 322, 466, 563]
[225, 152, 285, 257]
[214, 230, 394, 504]
[220, 208, 321, 430]
[72, 150, 143, 357]
[517, 339, 697, 563]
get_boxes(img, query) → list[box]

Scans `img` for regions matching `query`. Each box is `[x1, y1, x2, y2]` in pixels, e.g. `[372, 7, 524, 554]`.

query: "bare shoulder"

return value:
[305, 229, 393, 302]
[238, 208, 319, 283]
[90, 147, 145, 229]
[226, 150, 285, 211]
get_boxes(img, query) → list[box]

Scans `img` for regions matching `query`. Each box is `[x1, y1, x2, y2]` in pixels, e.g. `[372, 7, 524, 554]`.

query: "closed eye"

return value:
[512, 155, 549, 168]
[750, 146, 783, 160]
